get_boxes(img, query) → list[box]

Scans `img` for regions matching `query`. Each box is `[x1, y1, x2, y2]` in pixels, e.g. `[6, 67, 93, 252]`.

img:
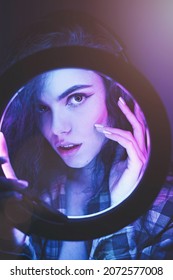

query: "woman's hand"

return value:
[0, 132, 28, 248]
[95, 97, 149, 206]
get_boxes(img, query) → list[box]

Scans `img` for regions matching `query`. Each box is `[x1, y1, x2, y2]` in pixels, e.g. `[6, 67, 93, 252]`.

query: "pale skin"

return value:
[0, 69, 149, 259]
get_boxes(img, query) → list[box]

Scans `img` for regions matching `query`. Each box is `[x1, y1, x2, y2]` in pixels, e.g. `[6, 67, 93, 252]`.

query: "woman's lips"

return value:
[57, 143, 82, 156]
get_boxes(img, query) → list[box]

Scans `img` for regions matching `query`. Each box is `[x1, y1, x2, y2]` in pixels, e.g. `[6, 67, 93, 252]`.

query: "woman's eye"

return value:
[73, 95, 83, 102]
[67, 94, 86, 106]
[37, 104, 50, 113]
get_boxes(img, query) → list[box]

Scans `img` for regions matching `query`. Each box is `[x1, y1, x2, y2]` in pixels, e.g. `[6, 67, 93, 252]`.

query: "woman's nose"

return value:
[51, 112, 71, 135]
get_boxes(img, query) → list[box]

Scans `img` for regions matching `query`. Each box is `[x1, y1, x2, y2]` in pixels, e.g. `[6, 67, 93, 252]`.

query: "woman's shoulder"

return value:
[130, 166, 173, 259]
[135, 165, 173, 235]
[151, 164, 173, 210]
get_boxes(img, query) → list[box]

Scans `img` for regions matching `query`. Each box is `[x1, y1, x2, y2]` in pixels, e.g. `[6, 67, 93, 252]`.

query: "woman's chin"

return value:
[64, 161, 89, 169]
[63, 158, 96, 170]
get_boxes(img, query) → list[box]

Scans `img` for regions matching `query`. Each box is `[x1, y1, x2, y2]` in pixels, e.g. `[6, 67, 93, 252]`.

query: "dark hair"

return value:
[1, 11, 133, 213]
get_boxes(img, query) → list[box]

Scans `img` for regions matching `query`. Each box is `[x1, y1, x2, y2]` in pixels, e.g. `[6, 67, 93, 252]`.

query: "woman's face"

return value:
[37, 68, 108, 168]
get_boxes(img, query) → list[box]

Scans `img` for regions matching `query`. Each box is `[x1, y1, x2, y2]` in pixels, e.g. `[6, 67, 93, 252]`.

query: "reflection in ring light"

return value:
[0, 69, 150, 219]
[0, 46, 170, 240]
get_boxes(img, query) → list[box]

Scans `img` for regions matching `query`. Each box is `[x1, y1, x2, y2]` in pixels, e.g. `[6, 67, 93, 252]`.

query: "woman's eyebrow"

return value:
[57, 84, 92, 101]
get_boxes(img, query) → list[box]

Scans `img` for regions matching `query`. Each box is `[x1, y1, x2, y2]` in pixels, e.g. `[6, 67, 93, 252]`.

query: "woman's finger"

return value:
[103, 130, 145, 165]
[95, 124, 146, 163]
[0, 132, 17, 179]
[0, 177, 28, 203]
[134, 102, 150, 153]
[0, 177, 28, 190]
[117, 97, 147, 154]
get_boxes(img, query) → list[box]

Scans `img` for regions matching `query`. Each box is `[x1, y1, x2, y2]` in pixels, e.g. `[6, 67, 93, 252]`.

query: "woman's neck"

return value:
[64, 160, 97, 216]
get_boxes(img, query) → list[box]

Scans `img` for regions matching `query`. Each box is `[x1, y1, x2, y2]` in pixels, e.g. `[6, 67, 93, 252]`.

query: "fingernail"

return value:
[118, 97, 126, 105]
[94, 124, 104, 128]
[103, 130, 112, 135]
[17, 180, 28, 188]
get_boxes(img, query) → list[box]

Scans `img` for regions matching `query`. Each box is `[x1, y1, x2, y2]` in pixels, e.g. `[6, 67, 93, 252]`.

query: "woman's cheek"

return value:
[94, 110, 108, 126]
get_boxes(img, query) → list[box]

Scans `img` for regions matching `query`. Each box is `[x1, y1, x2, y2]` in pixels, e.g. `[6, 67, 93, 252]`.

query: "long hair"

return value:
[1, 11, 133, 213]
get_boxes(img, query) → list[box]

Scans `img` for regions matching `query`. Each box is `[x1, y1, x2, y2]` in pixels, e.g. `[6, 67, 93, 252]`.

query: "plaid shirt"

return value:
[1, 170, 173, 260]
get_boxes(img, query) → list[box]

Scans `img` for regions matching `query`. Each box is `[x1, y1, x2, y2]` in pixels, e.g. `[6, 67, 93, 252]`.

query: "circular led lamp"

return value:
[0, 46, 171, 240]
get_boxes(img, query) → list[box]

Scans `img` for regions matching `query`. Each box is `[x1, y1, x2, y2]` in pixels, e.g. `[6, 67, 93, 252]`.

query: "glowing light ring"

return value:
[0, 46, 171, 240]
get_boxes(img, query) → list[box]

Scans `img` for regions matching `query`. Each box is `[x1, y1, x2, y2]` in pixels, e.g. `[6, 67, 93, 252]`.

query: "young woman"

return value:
[0, 11, 172, 259]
